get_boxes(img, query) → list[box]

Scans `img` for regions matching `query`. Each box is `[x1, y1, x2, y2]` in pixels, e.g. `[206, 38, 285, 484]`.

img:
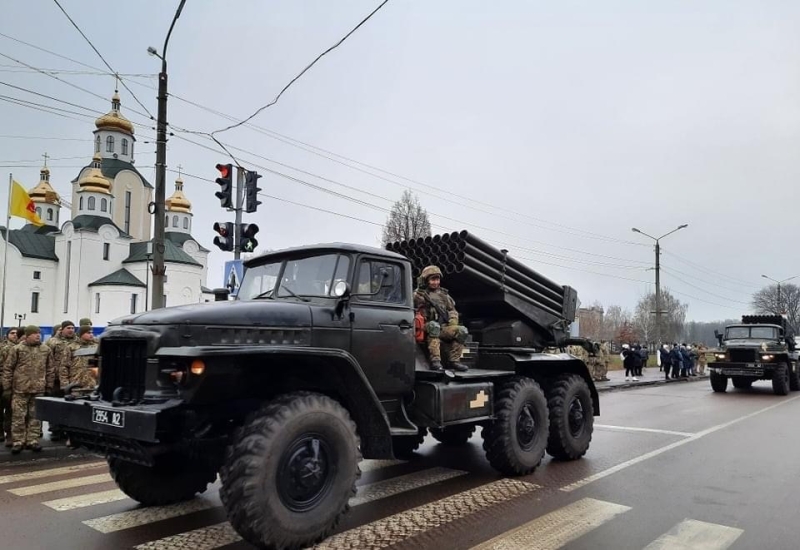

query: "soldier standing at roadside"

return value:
[2, 326, 55, 454]
[61, 325, 98, 393]
[80, 318, 98, 344]
[597, 341, 610, 381]
[0, 328, 20, 445]
[696, 343, 708, 376]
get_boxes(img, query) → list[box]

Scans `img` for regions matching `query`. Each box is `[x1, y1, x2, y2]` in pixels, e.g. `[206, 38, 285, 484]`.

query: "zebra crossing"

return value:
[0, 457, 745, 550]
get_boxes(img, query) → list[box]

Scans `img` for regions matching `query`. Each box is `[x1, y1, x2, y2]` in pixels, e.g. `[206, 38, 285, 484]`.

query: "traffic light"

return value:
[239, 223, 259, 253]
[213, 221, 234, 251]
[215, 163, 233, 209]
[244, 171, 262, 213]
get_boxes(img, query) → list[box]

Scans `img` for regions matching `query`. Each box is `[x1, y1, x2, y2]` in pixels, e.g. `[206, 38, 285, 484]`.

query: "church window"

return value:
[124, 191, 131, 234]
[79, 197, 84, 210]
[36, 207, 41, 219]
[31, 292, 40, 313]
[122, 138, 128, 155]
[103, 243, 110, 261]
[33, 271, 41, 280]
[183, 218, 189, 229]
[95, 292, 101, 314]
[101, 198, 108, 212]
[88, 196, 96, 210]
[95, 135, 101, 153]
[47, 209, 53, 221]
[130, 293, 138, 314]
[130, 141, 134, 159]
[106, 136, 114, 152]
[64, 242, 71, 313]
[172, 216, 179, 228]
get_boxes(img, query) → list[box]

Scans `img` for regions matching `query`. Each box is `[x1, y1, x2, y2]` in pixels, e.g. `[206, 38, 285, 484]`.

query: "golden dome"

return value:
[29, 166, 60, 205]
[166, 176, 192, 213]
[95, 91, 134, 135]
[78, 154, 112, 194]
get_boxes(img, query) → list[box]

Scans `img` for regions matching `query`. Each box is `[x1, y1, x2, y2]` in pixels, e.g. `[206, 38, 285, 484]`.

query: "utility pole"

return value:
[147, 0, 186, 310]
[234, 167, 244, 260]
[632, 224, 688, 344]
[762, 274, 798, 314]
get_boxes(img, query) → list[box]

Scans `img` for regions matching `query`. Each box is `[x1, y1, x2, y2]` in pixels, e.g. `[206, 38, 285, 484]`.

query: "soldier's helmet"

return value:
[420, 265, 443, 282]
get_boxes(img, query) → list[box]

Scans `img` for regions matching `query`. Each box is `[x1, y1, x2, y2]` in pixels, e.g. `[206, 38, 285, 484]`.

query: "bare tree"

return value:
[381, 190, 432, 246]
[602, 305, 631, 341]
[752, 283, 800, 332]
[631, 289, 687, 344]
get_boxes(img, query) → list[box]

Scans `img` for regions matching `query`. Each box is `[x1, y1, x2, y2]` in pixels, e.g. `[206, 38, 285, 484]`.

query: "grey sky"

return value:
[1, 1, 798, 321]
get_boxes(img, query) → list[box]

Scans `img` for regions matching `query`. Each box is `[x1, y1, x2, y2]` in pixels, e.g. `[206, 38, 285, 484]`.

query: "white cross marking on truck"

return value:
[470, 390, 489, 409]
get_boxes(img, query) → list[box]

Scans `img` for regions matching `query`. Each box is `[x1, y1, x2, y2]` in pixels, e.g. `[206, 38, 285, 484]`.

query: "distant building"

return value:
[576, 306, 604, 339]
[0, 91, 214, 334]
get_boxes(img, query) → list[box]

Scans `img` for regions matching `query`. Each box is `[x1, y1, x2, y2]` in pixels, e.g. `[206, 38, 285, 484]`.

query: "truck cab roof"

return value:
[244, 243, 407, 268]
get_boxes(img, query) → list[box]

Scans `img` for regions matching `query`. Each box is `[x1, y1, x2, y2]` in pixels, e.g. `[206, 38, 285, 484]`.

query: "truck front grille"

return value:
[729, 349, 757, 363]
[99, 339, 147, 404]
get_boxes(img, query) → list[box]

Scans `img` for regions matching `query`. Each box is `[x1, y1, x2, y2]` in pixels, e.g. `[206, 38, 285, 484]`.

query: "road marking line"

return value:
[359, 459, 406, 472]
[643, 519, 743, 550]
[350, 467, 467, 506]
[43, 489, 128, 511]
[0, 461, 105, 485]
[563, 394, 800, 492]
[134, 522, 241, 550]
[595, 424, 694, 437]
[314, 479, 539, 549]
[470, 497, 631, 550]
[83, 492, 220, 533]
[9, 473, 112, 496]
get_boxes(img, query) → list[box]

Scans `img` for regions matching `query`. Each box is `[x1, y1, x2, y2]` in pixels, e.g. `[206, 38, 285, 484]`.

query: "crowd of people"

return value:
[620, 342, 709, 381]
[0, 318, 98, 454]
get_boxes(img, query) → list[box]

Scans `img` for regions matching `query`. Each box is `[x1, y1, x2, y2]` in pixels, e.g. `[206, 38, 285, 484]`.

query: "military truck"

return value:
[710, 314, 799, 395]
[37, 230, 598, 550]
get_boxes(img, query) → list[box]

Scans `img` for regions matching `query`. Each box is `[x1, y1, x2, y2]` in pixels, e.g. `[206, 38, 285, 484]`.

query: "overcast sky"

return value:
[2, 1, 799, 321]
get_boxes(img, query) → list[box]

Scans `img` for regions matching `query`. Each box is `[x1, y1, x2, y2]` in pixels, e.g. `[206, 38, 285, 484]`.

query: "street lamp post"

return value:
[761, 274, 798, 314]
[145, 241, 153, 311]
[632, 224, 689, 345]
[147, 0, 186, 311]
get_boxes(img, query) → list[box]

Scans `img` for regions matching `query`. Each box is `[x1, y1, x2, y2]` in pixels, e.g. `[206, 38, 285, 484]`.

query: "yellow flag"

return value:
[10, 180, 44, 226]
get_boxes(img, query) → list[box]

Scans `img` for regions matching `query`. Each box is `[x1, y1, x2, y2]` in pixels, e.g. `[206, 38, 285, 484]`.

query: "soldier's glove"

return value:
[3, 389, 12, 401]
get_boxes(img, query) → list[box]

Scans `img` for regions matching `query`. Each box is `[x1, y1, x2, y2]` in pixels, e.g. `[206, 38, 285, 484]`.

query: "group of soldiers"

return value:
[566, 341, 611, 382]
[0, 318, 98, 454]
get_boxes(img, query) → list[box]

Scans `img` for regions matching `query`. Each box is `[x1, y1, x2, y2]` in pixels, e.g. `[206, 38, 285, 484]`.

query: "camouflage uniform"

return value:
[61, 330, 97, 391]
[2, 326, 54, 450]
[597, 342, 610, 381]
[414, 266, 469, 371]
[696, 344, 708, 375]
[0, 331, 20, 442]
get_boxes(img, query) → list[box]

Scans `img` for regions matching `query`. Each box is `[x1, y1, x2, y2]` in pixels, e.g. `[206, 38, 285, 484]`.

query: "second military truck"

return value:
[37, 230, 598, 550]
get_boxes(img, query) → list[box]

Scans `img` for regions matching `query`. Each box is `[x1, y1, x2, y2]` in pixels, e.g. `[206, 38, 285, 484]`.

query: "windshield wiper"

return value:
[278, 286, 310, 302]
[252, 289, 275, 300]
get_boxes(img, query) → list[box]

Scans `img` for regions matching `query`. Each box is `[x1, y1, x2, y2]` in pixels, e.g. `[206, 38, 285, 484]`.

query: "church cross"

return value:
[42, 152, 49, 167]
[177, 164, 183, 178]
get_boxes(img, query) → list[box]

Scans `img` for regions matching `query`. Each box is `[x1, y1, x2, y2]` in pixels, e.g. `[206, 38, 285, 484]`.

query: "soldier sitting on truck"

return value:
[414, 265, 469, 372]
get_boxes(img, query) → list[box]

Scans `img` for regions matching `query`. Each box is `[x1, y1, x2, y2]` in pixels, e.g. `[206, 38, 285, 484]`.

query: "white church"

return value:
[0, 91, 214, 335]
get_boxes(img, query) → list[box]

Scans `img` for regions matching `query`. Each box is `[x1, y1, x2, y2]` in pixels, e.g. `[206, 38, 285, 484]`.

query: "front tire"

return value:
[773, 365, 790, 396]
[220, 392, 360, 550]
[430, 425, 476, 446]
[108, 452, 216, 506]
[789, 363, 800, 391]
[710, 372, 728, 393]
[546, 374, 594, 461]
[482, 376, 549, 476]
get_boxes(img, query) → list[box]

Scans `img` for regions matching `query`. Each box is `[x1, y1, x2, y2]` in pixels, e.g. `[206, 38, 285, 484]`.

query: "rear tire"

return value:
[430, 424, 476, 446]
[731, 377, 753, 389]
[108, 452, 216, 506]
[789, 363, 800, 391]
[392, 428, 427, 458]
[710, 372, 728, 393]
[483, 376, 549, 476]
[773, 365, 790, 396]
[545, 374, 594, 461]
[219, 392, 360, 550]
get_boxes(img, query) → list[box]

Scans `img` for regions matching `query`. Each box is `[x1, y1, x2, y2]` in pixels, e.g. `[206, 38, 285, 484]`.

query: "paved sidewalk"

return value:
[595, 366, 709, 393]
[0, 422, 89, 464]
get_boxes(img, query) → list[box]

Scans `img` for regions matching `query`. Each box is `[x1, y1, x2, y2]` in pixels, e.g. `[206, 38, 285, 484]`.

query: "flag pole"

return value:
[0, 173, 11, 335]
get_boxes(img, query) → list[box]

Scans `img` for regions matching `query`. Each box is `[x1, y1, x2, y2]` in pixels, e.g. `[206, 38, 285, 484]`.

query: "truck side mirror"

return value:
[333, 282, 351, 319]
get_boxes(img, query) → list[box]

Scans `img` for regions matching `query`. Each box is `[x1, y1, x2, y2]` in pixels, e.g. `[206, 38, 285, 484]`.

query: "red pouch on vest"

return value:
[414, 312, 426, 343]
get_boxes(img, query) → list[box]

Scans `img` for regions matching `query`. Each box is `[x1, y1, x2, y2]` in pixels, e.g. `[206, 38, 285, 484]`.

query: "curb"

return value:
[0, 444, 90, 464]
[596, 375, 709, 393]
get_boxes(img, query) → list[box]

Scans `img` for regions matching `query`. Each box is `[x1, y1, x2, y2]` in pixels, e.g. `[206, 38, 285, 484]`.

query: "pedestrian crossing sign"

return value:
[223, 260, 244, 297]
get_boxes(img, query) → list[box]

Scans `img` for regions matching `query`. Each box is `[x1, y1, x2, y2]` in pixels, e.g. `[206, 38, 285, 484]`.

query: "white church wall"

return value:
[90, 285, 145, 326]
[112, 170, 151, 242]
[164, 263, 206, 306]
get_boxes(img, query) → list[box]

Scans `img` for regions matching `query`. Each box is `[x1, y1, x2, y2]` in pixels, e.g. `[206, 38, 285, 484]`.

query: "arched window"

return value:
[172, 216, 179, 228]
[183, 218, 189, 229]
[106, 136, 114, 152]
[100, 198, 108, 212]
[130, 141, 134, 159]
[88, 196, 96, 210]
[165, 215, 169, 226]
[95, 135, 101, 153]
[121, 139, 128, 155]
[47, 209, 53, 221]
[36, 207, 41, 218]
[79, 196, 84, 210]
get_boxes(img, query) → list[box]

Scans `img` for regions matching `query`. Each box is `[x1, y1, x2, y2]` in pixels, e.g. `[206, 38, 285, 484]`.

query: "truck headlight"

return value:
[761, 354, 774, 361]
[715, 353, 726, 360]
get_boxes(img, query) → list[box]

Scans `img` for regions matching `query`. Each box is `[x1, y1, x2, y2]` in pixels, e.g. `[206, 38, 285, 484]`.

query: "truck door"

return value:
[349, 256, 415, 398]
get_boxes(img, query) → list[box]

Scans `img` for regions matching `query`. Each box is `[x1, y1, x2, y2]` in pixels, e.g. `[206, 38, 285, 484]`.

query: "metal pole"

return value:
[151, 59, 168, 310]
[1, 173, 12, 335]
[145, 255, 150, 311]
[778, 283, 782, 313]
[655, 240, 661, 345]
[234, 166, 244, 260]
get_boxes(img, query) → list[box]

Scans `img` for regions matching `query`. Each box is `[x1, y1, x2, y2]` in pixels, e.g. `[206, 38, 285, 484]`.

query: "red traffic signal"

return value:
[213, 221, 234, 251]
[216, 163, 230, 178]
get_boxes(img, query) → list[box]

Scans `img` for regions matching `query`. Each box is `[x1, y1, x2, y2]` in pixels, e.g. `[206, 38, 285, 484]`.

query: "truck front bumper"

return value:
[711, 362, 777, 378]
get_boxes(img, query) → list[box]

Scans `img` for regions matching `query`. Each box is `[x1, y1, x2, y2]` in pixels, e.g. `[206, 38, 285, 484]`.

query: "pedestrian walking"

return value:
[622, 344, 638, 381]
[1, 325, 55, 454]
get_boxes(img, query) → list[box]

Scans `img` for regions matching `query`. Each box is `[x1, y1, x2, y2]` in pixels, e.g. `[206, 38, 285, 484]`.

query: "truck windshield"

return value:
[725, 326, 778, 339]
[238, 254, 350, 301]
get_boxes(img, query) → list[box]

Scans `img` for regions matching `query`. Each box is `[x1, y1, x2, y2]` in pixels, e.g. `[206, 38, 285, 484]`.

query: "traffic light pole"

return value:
[151, 59, 168, 310]
[234, 166, 244, 260]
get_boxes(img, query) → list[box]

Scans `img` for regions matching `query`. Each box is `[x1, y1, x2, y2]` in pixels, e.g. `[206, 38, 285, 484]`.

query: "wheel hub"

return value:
[517, 404, 538, 451]
[277, 435, 334, 512]
[568, 398, 585, 437]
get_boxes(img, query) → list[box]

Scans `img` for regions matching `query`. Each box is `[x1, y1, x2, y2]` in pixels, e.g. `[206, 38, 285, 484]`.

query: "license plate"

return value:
[746, 363, 756, 369]
[92, 407, 125, 428]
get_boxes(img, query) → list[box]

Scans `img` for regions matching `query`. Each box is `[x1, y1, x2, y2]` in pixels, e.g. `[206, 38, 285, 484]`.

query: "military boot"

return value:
[10, 443, 22, 455]
[430, 359, 444, 371]
[450, 362, 469, 372]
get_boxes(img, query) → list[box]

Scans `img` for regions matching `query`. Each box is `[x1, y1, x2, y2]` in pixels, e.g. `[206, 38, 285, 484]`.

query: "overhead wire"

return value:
[660, 267, 751, 305]
[660, 248, 761, 288]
